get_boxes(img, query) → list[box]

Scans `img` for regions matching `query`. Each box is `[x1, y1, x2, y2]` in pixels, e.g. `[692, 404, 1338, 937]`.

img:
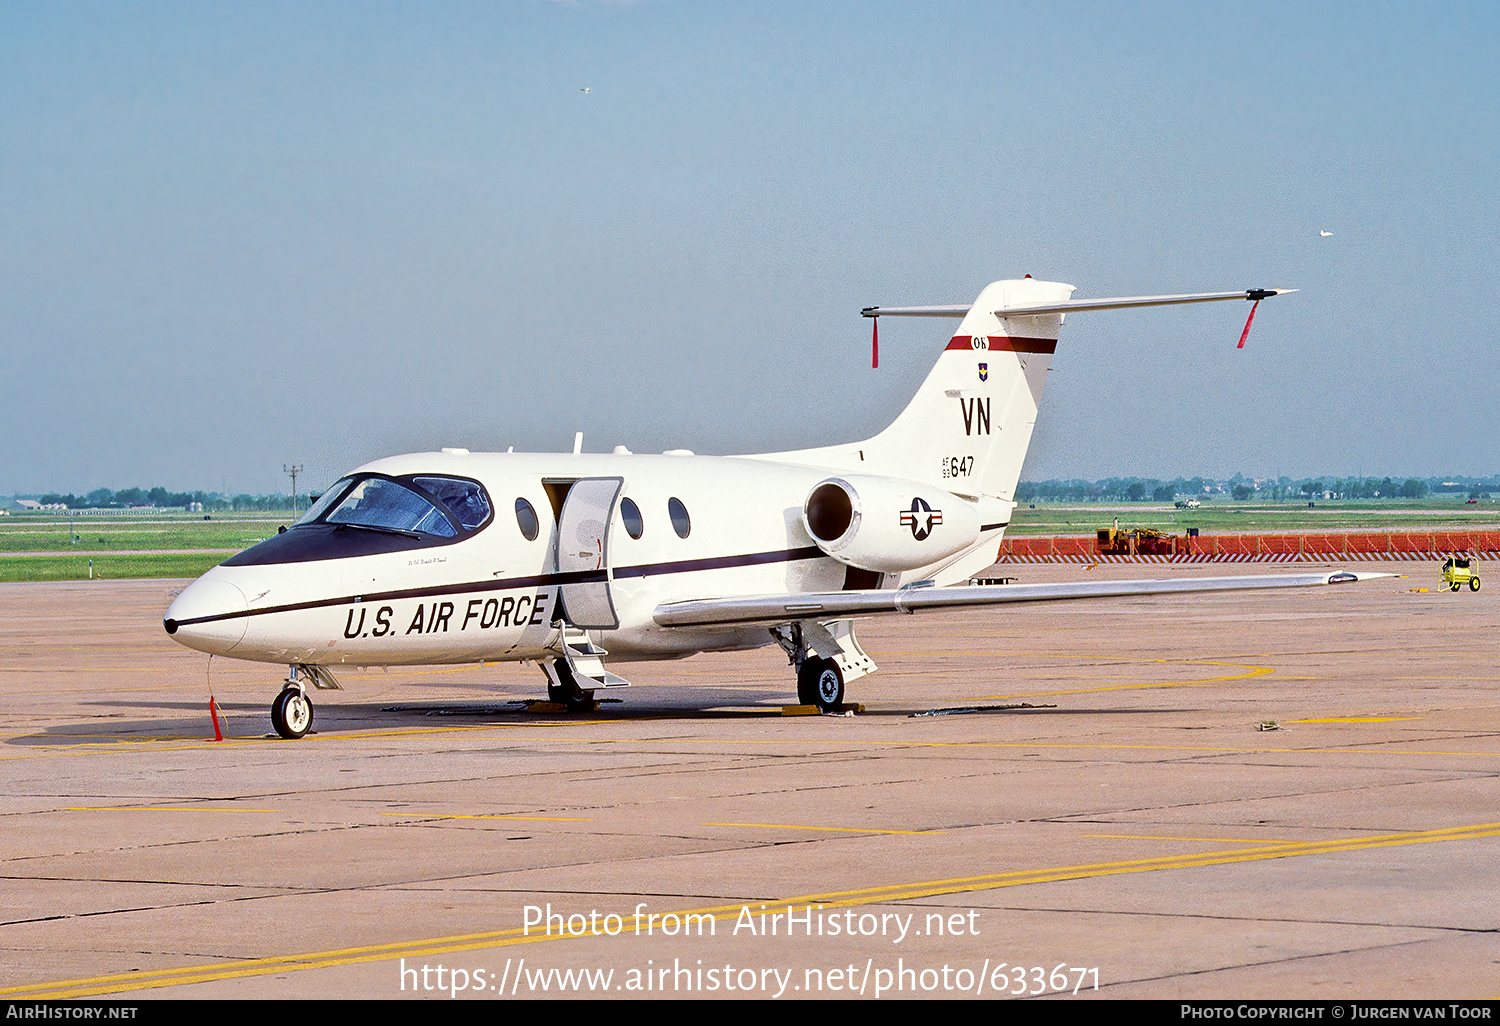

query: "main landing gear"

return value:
[545, 660, 597, 713]
[797, 657, 845, 713]
[771, 621, 875, 713]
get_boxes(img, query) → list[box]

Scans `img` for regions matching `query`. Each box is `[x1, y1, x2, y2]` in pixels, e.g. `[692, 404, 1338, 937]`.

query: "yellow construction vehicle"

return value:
[1441, 556, 1481, 592]
[1097, 519, 1175, 556]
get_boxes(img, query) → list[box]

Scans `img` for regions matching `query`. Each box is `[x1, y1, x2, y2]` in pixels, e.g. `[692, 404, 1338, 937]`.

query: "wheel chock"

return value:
[523, 699, 599, 714]
[780, 703, 866, 716]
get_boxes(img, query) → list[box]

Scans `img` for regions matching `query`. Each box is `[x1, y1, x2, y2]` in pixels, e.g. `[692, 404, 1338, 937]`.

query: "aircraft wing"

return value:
[652, 570, 1391, 629]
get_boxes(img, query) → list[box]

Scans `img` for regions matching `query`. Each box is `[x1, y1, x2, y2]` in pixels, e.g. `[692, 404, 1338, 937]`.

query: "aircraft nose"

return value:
[163, 577, 250, 654]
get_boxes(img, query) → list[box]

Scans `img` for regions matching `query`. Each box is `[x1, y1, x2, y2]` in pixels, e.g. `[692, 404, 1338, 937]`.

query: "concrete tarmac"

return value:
[1, 564, 1496, 1000]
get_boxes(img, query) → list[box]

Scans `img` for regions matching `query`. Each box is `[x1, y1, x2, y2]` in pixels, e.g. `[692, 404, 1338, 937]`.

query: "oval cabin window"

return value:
[667, 497, 691, 539]
[514, 498, 540, 541]
[620, 497, 644, 539]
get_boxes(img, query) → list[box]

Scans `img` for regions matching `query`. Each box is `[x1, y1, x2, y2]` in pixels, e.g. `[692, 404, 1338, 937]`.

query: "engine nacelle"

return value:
[802, 475, 981, 574]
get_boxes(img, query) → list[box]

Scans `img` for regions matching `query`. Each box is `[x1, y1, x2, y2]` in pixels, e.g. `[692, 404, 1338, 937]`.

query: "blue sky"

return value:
[2, 1, 1496, 495]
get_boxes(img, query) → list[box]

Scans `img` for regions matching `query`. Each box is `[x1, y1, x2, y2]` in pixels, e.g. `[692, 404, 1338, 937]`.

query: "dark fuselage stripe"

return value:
[614, 546, 824, 579]
[168, 546, 829, 629]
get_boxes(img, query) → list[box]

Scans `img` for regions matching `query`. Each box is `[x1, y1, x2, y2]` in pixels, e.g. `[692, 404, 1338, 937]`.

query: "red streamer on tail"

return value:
[871, 316, 879, 369]
[1237, 300, 1260, 349]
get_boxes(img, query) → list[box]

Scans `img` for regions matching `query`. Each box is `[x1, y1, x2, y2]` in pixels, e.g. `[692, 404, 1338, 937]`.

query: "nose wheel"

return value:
[271, 687, 314, 739]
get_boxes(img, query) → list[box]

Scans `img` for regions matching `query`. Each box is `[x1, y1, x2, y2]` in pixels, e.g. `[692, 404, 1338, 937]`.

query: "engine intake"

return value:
[806, 481, 857, 545]
[801, 475, 980, 574]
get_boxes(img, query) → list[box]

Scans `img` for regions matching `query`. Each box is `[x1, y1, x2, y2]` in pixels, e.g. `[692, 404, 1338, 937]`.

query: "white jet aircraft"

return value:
[164, 277, 1375, 737]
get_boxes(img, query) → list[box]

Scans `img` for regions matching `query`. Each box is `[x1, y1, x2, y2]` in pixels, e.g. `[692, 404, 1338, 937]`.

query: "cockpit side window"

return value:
[296, 479, 355, 526]
[412, 476, 493, 531]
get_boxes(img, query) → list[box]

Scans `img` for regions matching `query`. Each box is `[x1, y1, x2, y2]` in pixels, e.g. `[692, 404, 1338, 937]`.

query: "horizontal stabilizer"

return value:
[861, 304, 972, 318]
[862, 288, 1294, 319]
[654, 570, 1389, 629]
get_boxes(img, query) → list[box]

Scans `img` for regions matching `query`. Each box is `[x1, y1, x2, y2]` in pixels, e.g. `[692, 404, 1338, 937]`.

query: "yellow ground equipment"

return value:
[1441, 556, 1481, 592]
[1097, 519, 1176, 556]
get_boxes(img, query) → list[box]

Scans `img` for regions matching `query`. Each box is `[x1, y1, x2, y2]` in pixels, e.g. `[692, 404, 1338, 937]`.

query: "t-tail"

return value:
[858, 277, 1075, 502]
[757, 278, 1292, 508]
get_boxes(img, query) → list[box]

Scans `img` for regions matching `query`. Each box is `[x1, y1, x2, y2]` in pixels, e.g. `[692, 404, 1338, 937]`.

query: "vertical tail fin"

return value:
[863, 277, 1073, 500]
[766, 278, 1069, 501]
[750, 278, 1073, 502]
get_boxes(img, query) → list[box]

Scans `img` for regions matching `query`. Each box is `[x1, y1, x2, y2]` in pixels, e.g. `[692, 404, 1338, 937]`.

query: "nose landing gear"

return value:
[269, 664, 338, 738]
[271, 686, 314, 739]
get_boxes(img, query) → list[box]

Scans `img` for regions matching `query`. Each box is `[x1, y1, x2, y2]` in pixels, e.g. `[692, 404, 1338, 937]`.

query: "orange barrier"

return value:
[997, 530, 1500, 563]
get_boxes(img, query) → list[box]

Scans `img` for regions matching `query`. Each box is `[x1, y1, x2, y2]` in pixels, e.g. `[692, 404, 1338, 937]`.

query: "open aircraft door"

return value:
[554, 477, 624, 630]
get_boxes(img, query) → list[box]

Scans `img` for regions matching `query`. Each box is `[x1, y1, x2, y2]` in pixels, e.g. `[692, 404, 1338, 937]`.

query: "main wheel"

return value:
[271, 687, 313, 739]
[796, 658, 821, 706]
[797, 658, 844, 712]
[1471, 577, 1482, 592]
[546, 662, 596, 713]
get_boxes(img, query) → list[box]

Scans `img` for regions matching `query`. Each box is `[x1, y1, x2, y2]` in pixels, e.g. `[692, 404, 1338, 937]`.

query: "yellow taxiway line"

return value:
[6, 819, 1498, 999]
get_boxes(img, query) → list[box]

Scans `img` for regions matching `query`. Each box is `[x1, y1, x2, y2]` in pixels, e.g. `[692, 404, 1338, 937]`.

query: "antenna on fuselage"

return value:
[573, 432, 584, 455]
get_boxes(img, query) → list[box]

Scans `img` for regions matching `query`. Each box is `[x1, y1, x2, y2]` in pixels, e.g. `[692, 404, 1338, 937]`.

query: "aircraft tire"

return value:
[796, 659, 821, 706]
[547, 663, 596, 713]
[797, 658, 844, 712]
[271, 687, 313, 739]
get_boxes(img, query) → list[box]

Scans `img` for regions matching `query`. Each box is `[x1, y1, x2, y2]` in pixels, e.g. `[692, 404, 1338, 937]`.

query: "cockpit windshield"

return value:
[295, 475, 493, 538]
[325, 478, 458, 537]
[228, 473, 494, 567]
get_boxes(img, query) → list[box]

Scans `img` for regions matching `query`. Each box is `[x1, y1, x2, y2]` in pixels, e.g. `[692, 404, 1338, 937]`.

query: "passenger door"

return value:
[555, 477, 624, 629]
